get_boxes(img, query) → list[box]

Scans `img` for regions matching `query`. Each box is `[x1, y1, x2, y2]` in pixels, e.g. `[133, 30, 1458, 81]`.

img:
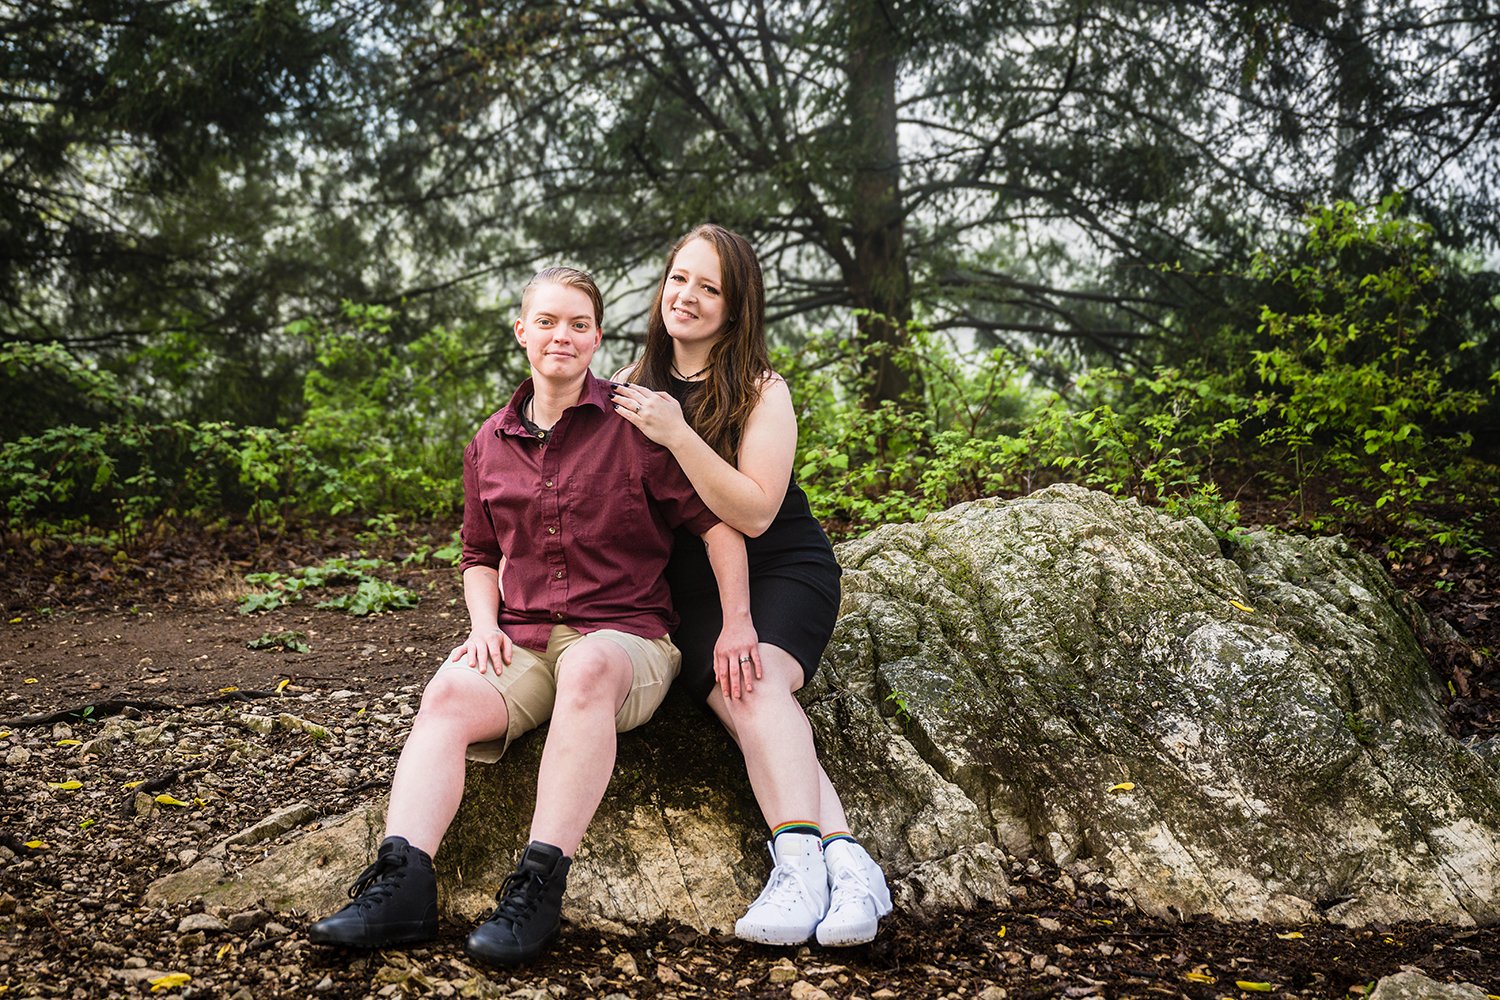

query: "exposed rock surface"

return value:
[1369, 969, 1491, 999]
[154, 484, 1500, 930]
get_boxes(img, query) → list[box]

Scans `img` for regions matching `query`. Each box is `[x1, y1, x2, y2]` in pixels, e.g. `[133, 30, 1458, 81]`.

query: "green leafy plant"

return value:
[247, 630, 312, 653]
[239, 557, 417, 616]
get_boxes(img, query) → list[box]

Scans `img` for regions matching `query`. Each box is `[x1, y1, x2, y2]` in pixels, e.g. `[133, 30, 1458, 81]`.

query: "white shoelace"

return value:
[753, 863, 822, 912]
[826, 864, 878, 916]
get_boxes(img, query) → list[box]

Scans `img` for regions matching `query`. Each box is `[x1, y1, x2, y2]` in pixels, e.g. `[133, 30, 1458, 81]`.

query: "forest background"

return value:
[3, 0, 1499, 607]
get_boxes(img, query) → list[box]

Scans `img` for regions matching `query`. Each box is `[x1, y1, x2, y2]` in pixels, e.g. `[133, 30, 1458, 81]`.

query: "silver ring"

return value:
[738, 655, 751, 663]
[635, 403, 642, 413]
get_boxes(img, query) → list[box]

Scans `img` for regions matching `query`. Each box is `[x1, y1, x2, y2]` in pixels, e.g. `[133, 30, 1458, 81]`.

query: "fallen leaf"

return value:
[216, 943, 233, 960]
[275, 678, 291, 693]
[79, 818, 95, 830]
[1183, 971, 1216, 983]
[218, 686, 240, 694]
[996, 925, 1006, 938]
[155, 794, 191, 807]
[1236, 982, 1274, 992]
[1276, 931, 1304, 939]
[0, 731, 10, 739]
[1229, 599, 1255, 613]
[8, 616, 21, 623]
[148, 972, 191, 992]
[23, 840, 48, 850]
[122, 780, 144, 790]
[1108, 782, 1136, 792]
[23, 678, 37, 684]
[56, 739, 81, 746]
[49, 780, 83, 790]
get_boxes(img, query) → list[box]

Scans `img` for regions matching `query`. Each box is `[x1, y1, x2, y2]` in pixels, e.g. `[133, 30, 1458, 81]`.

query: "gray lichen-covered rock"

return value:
[155, 484, 1500, 930]
[817, 483, 1500, 926]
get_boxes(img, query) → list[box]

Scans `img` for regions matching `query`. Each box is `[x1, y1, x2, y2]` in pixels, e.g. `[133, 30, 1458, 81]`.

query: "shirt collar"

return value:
[496, 370, 611, 438]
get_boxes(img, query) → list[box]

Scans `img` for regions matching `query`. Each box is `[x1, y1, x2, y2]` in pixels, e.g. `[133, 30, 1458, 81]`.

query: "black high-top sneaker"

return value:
[464, 841, 572, 966]
[307, 836, 438, 947]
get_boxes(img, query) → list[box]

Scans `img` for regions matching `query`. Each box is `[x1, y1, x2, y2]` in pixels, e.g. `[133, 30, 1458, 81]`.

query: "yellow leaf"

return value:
[1184, 971, 1217, 983]
[23, 678, 37, 684]
[1236, 982, 1274, 992]
[155, 794, 191, 807]
[0, 731, 10, 739]
[216, 943, 233, 961]
[1276, 931, 1304, 939]
[79, 818, 95, 830]
[1229, 599, 1255, 614]
[23, 840, 47, 849]
[8, 616, 21, 623]
[122, 780, 144, 790]
[148, 973, 191, 992]
[1108, 782, 1136, 792]
[49, 780, 83, 790]
[194, 798, 209, 807]
[218, 685, 239, 694]
[275, 678, 290, 693]
[996, 925, 1006, 938]
[56, 738, 81, 746]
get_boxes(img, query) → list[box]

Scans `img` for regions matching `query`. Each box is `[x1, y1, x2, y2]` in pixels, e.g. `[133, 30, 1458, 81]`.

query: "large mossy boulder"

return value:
[158, 484, 1500, 929]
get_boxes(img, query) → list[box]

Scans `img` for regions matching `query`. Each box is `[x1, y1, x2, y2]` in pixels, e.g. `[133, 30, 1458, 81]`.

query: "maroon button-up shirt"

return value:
[459, 370, 721, 650]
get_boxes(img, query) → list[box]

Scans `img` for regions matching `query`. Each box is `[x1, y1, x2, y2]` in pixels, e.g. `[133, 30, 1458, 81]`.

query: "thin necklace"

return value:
[524, 395, 551, 436]
[671, 363, 710, 381]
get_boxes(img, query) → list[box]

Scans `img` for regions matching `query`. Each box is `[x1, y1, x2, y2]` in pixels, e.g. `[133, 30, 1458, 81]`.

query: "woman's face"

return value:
[661, 237, 728, 349]
[513, 282, 602, 381]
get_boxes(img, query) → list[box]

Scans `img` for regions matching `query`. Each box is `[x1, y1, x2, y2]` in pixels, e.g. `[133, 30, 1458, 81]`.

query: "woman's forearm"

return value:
[462, 565, 502, 630]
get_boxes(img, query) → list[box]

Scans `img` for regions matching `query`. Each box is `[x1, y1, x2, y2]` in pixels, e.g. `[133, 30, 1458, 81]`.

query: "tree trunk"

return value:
[846, 0, 916, 408]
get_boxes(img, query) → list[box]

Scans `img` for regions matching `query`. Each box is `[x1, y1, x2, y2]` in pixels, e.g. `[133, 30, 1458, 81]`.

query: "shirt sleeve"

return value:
[459, 435, 504, 572]
[646, 443, 721, 536]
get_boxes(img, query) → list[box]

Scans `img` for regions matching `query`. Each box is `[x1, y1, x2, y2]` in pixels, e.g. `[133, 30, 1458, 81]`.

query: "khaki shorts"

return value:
[435, 626, 680, 763]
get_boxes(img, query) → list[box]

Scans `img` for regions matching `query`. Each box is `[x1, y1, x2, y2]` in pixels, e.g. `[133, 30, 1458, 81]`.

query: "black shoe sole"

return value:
[464, 925, 559, 967]
[307, 921, 437, 949]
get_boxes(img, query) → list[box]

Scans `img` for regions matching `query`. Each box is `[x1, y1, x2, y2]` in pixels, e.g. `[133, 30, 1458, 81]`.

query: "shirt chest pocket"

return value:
[565, 471, 651, 546]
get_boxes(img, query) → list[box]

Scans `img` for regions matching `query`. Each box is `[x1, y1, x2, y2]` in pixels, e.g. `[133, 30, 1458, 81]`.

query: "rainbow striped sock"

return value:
[821, 830, 857, 849]
[771, 821, 821, 842]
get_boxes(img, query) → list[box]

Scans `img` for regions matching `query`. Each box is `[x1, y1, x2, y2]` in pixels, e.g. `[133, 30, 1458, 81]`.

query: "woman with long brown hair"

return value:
[610, 224, 891, 947]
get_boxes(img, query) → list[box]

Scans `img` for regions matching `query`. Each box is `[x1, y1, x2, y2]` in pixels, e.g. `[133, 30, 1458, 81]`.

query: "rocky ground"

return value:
[0, 520, 1496, 999]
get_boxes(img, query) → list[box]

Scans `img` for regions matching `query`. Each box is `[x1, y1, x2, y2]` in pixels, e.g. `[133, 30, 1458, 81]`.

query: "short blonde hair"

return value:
[521, 266, 603, 327]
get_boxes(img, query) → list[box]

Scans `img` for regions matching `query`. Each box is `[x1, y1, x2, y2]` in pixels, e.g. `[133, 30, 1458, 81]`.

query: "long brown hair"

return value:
[636, 224, 770, 462]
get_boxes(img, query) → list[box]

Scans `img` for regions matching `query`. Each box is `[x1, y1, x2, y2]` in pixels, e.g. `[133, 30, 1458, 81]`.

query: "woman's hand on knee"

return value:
[448, 626, 512, 674]
[713, 614, 761, 700]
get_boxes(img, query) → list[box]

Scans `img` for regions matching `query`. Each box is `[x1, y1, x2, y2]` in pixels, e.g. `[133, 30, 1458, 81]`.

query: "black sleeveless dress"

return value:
[665, 376, 842, 701]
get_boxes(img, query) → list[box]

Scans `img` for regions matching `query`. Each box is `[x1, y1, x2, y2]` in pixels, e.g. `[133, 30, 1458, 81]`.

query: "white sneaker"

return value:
[815, 840, 893, 946]
[734, 833, 830, 945]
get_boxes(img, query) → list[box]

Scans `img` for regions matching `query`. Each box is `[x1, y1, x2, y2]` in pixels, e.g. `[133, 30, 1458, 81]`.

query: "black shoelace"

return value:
[346, 854, 405, 909]
[485, 870, 546, 926]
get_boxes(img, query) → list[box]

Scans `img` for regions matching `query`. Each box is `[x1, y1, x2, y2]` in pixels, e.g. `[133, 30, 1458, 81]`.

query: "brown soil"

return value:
[0, 521, 1496, 998]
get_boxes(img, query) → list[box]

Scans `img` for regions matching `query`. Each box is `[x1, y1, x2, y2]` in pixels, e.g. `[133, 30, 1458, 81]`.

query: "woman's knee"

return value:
[555, 643, 631, 708]
[416, 669, 506, 731]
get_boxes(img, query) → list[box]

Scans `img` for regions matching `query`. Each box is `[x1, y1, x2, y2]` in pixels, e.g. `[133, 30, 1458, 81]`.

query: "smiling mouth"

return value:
[671, 306, 697, 321]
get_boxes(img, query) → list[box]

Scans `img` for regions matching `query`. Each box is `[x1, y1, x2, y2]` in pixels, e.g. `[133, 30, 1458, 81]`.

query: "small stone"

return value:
[1029, 955, 1048, 972]
[769, 960, 799, 985]
[227, 909, 271, 932]
[178, 849, 199, 866]
[734, 978, 756, 989]
[1097, 943, 1116, 956]
[791, 982, 832, 1000]
[133, 791, 157, 817]
[5, 747, 30, 767]
[1044, 964, 1063, 977]
[655, 964, 680, 984]
[332, 767, 360, 787]
[230, 989, 254, 1000]
[872, 991, 900, 1000]
[314, 977, 335, 992]
[1055, 943, 1074, 957]
[263, 921, 292, 938]
[0, 893, 15, 915]
[123, 957, 149, 969]
[178, 930, 206, 949]
[178, 912, 227, 933]
[1037, 916, 1062, 932]
[52, 723, 74, 740]
[978, 988, 1008, 1000]
[611, 952, 638, 977]
[90, 940, 125, 959]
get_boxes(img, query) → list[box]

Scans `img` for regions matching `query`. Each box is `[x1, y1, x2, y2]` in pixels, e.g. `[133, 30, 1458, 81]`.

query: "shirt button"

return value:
[554, 570, 564, 579]
[553, 612, 564, 621]
[544, 479, 554, 488]
[547, 526, 557, 535]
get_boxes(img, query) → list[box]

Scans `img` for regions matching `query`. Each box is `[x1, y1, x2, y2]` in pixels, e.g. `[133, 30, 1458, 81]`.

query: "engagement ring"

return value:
[738, 655, 751, 663]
